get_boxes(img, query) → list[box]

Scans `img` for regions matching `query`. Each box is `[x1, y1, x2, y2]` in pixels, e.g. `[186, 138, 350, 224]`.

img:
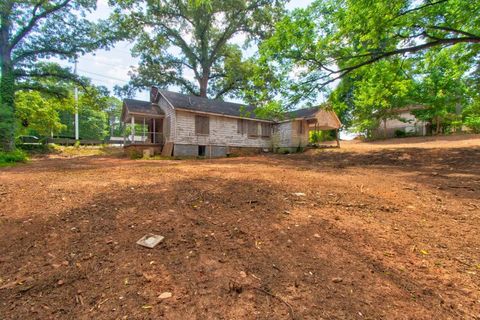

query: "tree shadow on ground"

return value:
[0, 175, 468, 319]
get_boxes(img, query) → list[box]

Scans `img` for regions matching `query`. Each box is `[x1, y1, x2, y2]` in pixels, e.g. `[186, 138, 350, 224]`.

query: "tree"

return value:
[15, 90, 72, 138]
[0, 0, 119, 151]
[250, 0, 480, 107]
[411, 47, 469, 134]
[60, 84, 121, 140]
[15, 72, 122, 141]
[349, 59, 414, 137]
[111, 0, 287, 99]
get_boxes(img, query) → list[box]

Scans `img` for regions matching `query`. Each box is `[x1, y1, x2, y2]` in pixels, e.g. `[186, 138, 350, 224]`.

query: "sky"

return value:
[71, 0, 314, 101]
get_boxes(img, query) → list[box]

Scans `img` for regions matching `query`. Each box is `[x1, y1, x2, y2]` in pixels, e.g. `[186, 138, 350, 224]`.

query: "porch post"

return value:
[143, 117, 146, 143]
[335, 129, 340, 148]
[153, 119, 156, 144]
[131, 116, 135, 144]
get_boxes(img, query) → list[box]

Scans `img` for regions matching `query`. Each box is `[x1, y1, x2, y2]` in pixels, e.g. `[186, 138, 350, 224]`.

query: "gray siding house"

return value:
[121, 87, 341, 157]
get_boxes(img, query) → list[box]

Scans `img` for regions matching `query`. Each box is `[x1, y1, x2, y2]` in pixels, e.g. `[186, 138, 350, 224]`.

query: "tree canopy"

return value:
[111, 0, 287, 99]
[246, 0, 480, 135]
[250, 0, 480, 105]
[0, 0, 119, 151]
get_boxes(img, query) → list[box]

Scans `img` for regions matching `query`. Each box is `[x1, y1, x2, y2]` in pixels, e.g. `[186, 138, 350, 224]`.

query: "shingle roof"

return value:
[123, 99, 164, 116]
[159, 91, 261, 120]
[286, 107, 321, 119]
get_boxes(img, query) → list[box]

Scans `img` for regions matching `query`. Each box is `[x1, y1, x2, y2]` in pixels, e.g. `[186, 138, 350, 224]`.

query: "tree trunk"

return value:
[198, 67, 210, 98]
[0, 45, 16, 152]
[435, 116, 441, 135]
[383, 118, 387, 139]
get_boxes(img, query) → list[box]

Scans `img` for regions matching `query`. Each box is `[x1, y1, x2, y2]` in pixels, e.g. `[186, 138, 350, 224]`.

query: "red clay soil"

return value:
[0, 135, 479, 319]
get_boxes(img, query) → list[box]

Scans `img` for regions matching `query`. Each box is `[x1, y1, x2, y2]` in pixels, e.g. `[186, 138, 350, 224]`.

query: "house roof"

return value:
[135, 88, 341, 129]
[159, 90, 261, 120]
[123, 99, 164, 117]
[286, 107, 321, 119]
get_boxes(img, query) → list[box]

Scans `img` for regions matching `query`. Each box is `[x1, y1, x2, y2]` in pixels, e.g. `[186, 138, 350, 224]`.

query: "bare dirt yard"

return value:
[1, 135, 479, 319]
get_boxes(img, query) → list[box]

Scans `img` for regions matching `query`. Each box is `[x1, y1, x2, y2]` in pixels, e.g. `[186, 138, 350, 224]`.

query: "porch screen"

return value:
[195, 115, 210, 135]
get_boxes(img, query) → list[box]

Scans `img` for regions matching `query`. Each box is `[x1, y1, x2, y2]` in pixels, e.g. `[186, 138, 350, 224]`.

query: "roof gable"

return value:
[121, 99, 164, 122]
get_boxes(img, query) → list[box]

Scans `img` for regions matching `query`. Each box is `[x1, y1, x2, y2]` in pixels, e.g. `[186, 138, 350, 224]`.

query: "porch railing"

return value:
[124, 132, 164, 145]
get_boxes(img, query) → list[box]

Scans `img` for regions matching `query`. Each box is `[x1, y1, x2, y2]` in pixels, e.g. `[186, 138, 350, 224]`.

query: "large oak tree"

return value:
[0, 0, 118, 151]
[111, 0, 287, 99]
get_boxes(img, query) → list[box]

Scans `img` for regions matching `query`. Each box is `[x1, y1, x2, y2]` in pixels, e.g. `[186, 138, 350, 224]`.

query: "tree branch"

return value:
[10, 0, 72, 49]
[319, 36, 480, 88]
[395, 0, 449, 19]
[13, 47, 77, 63]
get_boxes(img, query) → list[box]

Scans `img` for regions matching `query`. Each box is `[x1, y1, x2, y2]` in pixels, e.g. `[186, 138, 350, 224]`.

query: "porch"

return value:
[121, 99, 165, 155]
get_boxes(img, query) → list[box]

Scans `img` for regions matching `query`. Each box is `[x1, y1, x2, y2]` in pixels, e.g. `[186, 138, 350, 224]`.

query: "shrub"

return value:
[310, 130, 335, 143]
[0, 149, 28, 166]
[464, 116, 480, 133]
[394, 129, 406, 138]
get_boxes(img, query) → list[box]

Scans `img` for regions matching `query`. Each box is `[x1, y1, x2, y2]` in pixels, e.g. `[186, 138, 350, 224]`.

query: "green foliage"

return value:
[13, 75, 120, 141]
[111, 0, 287, 99]
[15, 90, 72, 137]
[350, 59, 414, 133]
[0, 149, 28, 166]
[411, 47, 469, 134]
[310, 130, 335, 143]
[463, 101, 480, 133]
[247, 0, 480, 132]
[0, 0, 120, 151]
[394, 130, 406, 138]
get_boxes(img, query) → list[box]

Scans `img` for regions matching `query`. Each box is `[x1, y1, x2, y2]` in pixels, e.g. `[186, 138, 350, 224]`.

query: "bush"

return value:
[0, 149, 28, 166]
[310, 130, 335, 143]
[464, 116, 480, 133]
[394, 129, 406, 138]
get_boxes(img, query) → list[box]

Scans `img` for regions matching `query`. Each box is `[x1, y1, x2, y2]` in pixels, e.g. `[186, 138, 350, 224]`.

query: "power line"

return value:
[77, 68, 131, 83]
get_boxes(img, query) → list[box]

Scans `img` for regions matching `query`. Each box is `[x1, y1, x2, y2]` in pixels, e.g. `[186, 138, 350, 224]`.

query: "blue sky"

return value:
[71, 0, 314, 101]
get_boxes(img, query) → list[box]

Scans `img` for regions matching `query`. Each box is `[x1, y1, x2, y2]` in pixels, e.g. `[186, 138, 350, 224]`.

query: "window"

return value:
[261, 123, 271, 137]
[195, 115, 209, 135]
[237, 119, 246, 135]
[247, 121, 258, 137]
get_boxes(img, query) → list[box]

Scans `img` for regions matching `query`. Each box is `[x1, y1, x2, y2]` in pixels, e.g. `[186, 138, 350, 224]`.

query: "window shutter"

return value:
[261, 123, 271, 137]
[248, 121, 258, 137]
[298, 120, 304, 134]
[195, 115, 209, 135]
[195, 116, 201, 134]
[204, 116, 209, 134]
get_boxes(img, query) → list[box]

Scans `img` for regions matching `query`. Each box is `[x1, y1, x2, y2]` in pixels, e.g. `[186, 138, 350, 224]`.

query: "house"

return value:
[372, 105, 427, 139]
[120, 87, 341, 157]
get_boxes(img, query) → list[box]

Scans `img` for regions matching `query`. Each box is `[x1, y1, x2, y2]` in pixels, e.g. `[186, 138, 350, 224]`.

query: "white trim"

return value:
[157, 91, 176, 110]
[128, 112, 164, 118]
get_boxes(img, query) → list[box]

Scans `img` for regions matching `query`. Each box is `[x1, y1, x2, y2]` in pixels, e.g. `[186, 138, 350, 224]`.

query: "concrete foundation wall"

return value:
[173, 144, 265, 157]
[124, 145, 162, 158]
[173, 144, 228, 157]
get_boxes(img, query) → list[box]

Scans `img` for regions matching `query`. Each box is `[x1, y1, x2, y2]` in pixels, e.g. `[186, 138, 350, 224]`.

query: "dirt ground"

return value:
[0, 135, 479, 320]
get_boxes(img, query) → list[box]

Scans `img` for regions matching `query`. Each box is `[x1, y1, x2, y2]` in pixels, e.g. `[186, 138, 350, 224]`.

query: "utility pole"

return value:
[74, 58, 79, 141]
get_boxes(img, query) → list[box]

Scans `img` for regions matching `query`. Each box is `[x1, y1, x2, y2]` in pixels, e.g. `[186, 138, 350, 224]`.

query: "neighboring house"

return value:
[372, 105, 427, 139]
[121, 87, 341, 157]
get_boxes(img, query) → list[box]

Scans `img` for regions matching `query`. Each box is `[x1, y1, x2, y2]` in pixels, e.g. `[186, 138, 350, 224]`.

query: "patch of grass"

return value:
[52, 145, 123, 157]
[0, 149, 28, 167]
